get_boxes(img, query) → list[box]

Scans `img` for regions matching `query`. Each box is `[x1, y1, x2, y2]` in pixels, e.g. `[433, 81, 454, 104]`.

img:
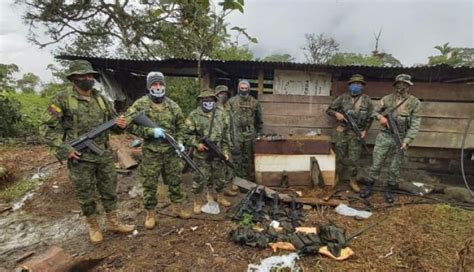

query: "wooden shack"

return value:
[57, 55, 474, 185]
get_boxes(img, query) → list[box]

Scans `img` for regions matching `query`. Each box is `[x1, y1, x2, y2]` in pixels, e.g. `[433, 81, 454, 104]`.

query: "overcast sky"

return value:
[0, 0, 473, 82]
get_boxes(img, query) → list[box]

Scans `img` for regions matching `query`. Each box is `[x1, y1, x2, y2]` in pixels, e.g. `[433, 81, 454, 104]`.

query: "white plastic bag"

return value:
[334, 204, 372, 219]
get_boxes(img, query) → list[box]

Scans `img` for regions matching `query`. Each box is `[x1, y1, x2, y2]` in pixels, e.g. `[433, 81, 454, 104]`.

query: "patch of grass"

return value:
[0, 179, 38, 202]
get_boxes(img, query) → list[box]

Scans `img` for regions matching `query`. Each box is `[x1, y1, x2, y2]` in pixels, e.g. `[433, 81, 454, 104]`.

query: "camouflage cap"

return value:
[393, 74, 414, 86]
[214, 85, 229, 95]
[66, 60, 99, 80]
[347, 74, 366, 85]
[197, 89, 217, 100]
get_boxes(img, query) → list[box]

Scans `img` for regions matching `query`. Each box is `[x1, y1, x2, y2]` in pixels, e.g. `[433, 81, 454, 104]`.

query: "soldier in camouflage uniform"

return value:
[327, 74, 374, 192]
[215, 85, 239, 196]
[228, 80, 263, 181]
[126, 72, 191, 229]
[185, 89, 232, 214]
[40, 60, 135, 244]
[360, 74, 422, 203]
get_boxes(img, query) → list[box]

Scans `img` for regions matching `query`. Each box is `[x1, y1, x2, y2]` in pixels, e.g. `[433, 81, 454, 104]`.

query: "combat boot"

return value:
[360, 179, 374, 199]
[224, 184, 238, 197]
[144, 209, 156, 230]
[217, 193, 231, 207]
[85, 214, 103, 244]
[106, 211, 135, 233]
[349, 178, 361, 193]
[171, 203, 191, 219]
[193, 195, 203, 215]
[384, 184, 396, 204]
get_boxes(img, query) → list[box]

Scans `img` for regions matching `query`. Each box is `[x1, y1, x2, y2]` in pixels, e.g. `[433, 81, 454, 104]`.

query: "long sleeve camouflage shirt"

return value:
[228, 95, 263, 141]
[126, 96, 185, 153]
[184, 107, 231, 159]
[373, 92, 422, 145]
[326, 92, 374, 132]
[39, 88, 119, 162]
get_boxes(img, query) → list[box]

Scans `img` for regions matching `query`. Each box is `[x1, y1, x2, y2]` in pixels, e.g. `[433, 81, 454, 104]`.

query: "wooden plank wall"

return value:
[260, 82, 474, 158]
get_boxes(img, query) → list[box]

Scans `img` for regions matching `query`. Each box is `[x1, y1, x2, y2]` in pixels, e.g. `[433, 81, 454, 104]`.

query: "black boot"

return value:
[384, 184, 396, 204]
[360, 181, 374, 198]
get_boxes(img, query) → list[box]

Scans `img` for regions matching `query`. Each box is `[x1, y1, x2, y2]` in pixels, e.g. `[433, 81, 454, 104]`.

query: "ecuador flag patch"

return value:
[47, 103, 62, 116]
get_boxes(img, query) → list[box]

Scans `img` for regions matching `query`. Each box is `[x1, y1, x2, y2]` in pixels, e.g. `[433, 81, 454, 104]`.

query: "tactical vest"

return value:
[66, 89, 108, 138]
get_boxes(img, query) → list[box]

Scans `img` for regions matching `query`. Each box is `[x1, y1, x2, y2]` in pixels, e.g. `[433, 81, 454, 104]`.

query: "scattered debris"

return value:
[205, 242, 215, 253]
[190, 226, 198, 231]
[116, 148, 138, 169]
[335, 204, 372, 219]
[12, 192, 34, 211]
[247, 253, 300, 272]
[379, 246, 394, 259]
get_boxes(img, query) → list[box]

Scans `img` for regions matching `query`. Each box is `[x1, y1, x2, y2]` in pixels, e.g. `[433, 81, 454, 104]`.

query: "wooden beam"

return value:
[258, 69, 264, 95]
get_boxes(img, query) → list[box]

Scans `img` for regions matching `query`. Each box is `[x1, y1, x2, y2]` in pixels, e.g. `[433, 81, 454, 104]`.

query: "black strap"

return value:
[391, 96, 410, 113]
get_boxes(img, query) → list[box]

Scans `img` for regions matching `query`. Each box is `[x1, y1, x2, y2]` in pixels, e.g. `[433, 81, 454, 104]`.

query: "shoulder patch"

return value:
[47, 103, 62, 116]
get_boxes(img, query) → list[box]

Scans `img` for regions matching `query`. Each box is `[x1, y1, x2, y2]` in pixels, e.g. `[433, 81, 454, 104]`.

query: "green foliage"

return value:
[239, 213, 254, 227]
[20, 0, 252, 60]
[428, 42, 473, 67]
[328, 52, 402, 67]
[260, 53, 295, 62]
[210, 43, 254, 60]
[0, 93, 22, 137]
[0, 179, 38, 203]
[165, 77, 200, 116]
[13, 93, 51, 135]
[16, 72, 40, 94]
[0, 64, 19, 93]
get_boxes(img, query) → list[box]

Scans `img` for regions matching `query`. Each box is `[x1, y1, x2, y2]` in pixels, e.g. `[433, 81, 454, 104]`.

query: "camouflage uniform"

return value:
[215, 85, 236, 190]
[228, 90, 263, 181]
[40, 85, 120, 217]
[185, 98, 231, 194]
[327, 75, 374, 181]
[368, 88, 422, 186]
[127, 96, 186, 209]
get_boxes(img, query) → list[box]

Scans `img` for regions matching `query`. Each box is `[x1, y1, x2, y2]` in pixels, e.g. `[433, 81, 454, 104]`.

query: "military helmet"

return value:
[393, 74, 414, 86]
[197, 89, 217, 100]
[214, 85, 229, 95]
[347, 74, 366, 85]
[66, 60, 99, 80]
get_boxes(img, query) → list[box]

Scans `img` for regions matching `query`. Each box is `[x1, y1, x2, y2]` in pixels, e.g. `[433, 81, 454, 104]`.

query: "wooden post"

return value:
[258, 69, 264, 95]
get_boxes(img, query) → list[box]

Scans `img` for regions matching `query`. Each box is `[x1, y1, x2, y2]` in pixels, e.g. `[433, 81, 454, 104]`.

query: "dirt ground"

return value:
[0, 142, 473, 271]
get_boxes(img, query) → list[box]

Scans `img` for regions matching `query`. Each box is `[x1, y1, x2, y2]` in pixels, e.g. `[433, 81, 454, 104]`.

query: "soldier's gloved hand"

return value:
[177, 143, 185, 152]
[153, 127, 166, 139]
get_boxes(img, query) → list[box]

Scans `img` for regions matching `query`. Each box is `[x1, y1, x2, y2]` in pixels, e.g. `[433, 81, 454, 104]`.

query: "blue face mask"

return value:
[349, 84, 363, 95]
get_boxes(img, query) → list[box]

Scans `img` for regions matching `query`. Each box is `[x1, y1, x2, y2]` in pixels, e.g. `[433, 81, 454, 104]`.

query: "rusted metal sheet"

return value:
[254, 139, 331, 154]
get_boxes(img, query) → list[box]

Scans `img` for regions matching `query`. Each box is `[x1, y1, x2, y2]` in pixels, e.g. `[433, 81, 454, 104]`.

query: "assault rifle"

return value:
[341, 110, 370, 153]
[67, 111, 144, 163]
[232, 186, 258, 220]
[385, 112, 404, 153]
[199, 135, 235, 169]
[133, 113, 205, 177]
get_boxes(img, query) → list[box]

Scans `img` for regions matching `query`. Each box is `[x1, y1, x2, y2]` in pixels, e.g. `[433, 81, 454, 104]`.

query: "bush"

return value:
[0, 92, 50, 138]
[0, 93, 22, 137]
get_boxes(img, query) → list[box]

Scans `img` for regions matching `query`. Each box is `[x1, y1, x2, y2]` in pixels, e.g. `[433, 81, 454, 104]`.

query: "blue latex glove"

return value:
[177, 143, 185, 152]
[153, 127, 165, 139]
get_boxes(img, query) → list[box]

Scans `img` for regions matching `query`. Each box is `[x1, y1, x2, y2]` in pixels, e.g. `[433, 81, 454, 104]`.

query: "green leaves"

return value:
[219, 0, 244, 13]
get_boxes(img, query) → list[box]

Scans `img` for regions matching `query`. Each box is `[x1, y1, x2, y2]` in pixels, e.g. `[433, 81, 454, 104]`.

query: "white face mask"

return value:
[202, 101, 215, 111]
[149, 86, 166, 98]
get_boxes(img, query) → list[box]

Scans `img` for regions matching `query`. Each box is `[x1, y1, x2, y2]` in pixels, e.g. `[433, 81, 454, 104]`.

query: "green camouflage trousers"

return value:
[192, 155, 226, 194]
[368, 131, 405, 186]
[333, 130, 362, 179]
[139, 149, 185, 209]
[232, 139, 255, 181]
[67, 150, 117, 216]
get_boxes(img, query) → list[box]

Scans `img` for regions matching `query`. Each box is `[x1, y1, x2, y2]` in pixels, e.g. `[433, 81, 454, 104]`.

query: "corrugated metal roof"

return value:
[56, 53, 474, 69]
[56, 54, 474, 82]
